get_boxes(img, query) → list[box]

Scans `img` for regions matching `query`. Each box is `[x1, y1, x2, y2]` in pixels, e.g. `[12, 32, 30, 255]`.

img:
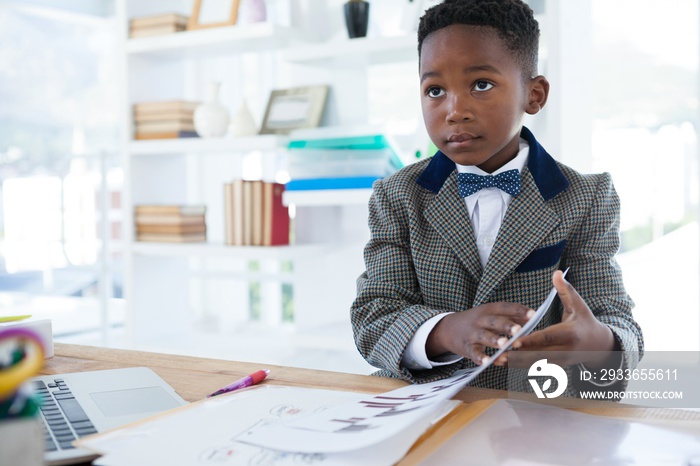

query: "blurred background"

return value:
[0, 0, 697, 373]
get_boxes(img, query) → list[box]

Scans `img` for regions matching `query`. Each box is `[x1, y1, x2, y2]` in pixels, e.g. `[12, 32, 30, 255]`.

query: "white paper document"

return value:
[241, 282, 561, 453]
[78, 386, 457, 466]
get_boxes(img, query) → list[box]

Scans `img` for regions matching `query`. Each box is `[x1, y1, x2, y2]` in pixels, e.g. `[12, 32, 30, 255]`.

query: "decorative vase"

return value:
[194, 82, 230, 138]
[230, 98, 258, 137]
[247, 0, 267, 23]
[344, 0, 369, 39]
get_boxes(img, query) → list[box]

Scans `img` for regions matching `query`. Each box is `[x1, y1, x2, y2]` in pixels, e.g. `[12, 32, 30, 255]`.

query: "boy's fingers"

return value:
[517, 327, 568, 349]
[493, 354, 508, 366]
[553, 270, 582, 321]
[482, 303, 531, 321]
[466, 344, 488, 366]
[483, 315, 524, 337]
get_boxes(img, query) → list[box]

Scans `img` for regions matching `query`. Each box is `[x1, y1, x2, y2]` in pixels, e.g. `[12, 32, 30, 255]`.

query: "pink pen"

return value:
[207, 369, 270, 398]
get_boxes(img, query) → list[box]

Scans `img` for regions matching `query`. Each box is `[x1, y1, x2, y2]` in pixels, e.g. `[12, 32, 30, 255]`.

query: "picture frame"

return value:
[187, 0, 241, 30]
[259, 86, 329, 135]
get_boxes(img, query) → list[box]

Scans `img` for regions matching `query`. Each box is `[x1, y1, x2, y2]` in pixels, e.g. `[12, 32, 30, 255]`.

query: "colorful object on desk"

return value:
[0, 328, 45, 400]
[0, 386, 39, 419]
[207, 369, 269, 398]
[0, 315, 32, 323]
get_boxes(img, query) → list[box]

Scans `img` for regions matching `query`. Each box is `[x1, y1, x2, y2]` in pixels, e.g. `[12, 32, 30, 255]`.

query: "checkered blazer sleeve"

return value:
[351, 177, 463, 383]
[562, 171, 644, 392]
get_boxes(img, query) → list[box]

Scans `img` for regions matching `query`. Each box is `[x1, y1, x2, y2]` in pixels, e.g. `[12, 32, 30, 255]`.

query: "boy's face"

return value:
[419, 25, 547, 173]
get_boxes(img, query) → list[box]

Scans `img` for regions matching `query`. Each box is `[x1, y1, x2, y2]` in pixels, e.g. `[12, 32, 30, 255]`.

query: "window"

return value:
[591, 0, 699, 351]
[0, 4, 120, 335]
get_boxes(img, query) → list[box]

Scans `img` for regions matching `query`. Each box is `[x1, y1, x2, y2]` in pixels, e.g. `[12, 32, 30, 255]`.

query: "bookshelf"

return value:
[129, 134, 287, 156]
[126, 22, 304, 58]
[283, 188, 372, 207]
[131, 242, 328, 260]
[282, 34, 417, 66]
[116, 0, 417, 348]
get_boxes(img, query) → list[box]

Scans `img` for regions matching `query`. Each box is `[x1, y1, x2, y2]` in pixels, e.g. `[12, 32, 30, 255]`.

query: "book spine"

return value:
[133, 101, 199, 115]
[134, 205, 206, 215]
[263, 183, 290, 246]
[251, 181, 264, 246]
[242, 181, 253, 246]
[224, 183, 234, 245]
[134, 131, 199, 140]
[136, 122, 197, 133]
[232, 180, 244, 246]
[136, 233, 207, 243]
[134, 111, 195, 123]
[129, 13, 189, 29]
[134, 214, 205, 225]
[136, 224, 206, 234]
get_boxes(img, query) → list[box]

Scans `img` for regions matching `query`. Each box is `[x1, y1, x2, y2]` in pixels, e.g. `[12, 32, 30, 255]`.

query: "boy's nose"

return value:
[446, 94, 473, 123]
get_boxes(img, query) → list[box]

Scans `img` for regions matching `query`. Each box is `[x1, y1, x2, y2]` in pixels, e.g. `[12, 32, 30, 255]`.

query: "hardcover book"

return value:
[136, 224, 206, 235]
[129, 24, 186, 38]
[136, 232, 207, 243]
[134, 111, 195, 123]
[134, 131, 198, 140]
[224, 180, 245, 246]
[133, 101, 199, 116]
[134, 214, 206, 225]
[129, 13, 188, 29]
[136, 121, 197, 133]
[134, 205, 206, 216]
[223, 181, 289, 246]
[262, 182, 290, 246]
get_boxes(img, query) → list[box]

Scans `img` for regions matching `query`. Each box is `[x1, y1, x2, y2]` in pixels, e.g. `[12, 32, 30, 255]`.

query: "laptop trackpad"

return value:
[90, 387, 182, 417]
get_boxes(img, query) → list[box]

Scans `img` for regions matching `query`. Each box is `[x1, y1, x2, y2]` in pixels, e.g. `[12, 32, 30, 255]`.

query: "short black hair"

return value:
[418, 0, 540, 80]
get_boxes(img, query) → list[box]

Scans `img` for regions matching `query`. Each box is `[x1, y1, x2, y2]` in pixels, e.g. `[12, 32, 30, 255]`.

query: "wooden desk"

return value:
[43, 343, 408, 401]
[44, 343, 700, 430]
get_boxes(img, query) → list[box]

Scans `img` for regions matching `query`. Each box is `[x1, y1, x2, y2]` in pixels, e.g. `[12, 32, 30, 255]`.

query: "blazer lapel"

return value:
[416, 127, 569, 302]
[424, 172, 483, 283]
[474, 167, 560, 305]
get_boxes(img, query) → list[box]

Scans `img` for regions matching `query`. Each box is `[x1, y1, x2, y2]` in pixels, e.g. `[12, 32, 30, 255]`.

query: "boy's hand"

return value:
[426, 302, 532, 366]
[508, 270, 616, 368]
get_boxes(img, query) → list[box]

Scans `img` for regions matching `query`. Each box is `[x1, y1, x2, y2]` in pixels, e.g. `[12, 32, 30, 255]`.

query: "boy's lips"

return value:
[447, 133, 479, 144]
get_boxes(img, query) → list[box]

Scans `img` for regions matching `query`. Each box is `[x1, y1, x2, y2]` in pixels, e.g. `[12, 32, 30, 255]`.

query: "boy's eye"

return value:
[426, 86, 445, 98]
[474, 81, 493, 92]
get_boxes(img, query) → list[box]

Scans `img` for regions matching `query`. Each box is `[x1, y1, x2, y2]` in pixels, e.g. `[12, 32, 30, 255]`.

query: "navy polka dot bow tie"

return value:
[457, 169, 522, 197]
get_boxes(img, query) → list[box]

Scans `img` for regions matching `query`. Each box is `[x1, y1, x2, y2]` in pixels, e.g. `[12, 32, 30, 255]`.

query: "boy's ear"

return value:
[525, 76, 549, 115]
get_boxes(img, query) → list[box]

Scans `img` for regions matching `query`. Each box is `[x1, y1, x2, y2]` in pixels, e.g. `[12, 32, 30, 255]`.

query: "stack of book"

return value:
[135, 205, 207, 243]
[223, 181, 290, 246]
[133, 101, 199, 140]
[129, 13, 188, 39]
[286, 133, 404, 191]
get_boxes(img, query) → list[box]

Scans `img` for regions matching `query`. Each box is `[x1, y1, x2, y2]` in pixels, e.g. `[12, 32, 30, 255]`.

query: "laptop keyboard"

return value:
[33, 379, 98, 451]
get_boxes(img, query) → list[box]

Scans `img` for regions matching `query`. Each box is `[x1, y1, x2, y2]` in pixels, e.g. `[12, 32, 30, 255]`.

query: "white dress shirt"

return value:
[401, 139, 529, 370]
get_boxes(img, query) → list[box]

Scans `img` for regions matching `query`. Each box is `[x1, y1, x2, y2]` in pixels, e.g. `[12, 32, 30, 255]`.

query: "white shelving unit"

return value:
[131, 242, 329, 260]
[116, 0, 417, 351]
[283, 188, 373, 207]
[282, 34, 417, 66]
[129, 134, 287, 156]
[126, 23, 303, 58]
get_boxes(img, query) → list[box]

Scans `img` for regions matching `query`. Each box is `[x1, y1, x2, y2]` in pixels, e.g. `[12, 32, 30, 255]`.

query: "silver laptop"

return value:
[30, 367, 188, 465]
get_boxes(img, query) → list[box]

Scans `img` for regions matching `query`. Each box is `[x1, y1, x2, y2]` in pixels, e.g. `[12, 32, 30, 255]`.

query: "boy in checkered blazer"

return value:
[351, 0, 644, 396]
